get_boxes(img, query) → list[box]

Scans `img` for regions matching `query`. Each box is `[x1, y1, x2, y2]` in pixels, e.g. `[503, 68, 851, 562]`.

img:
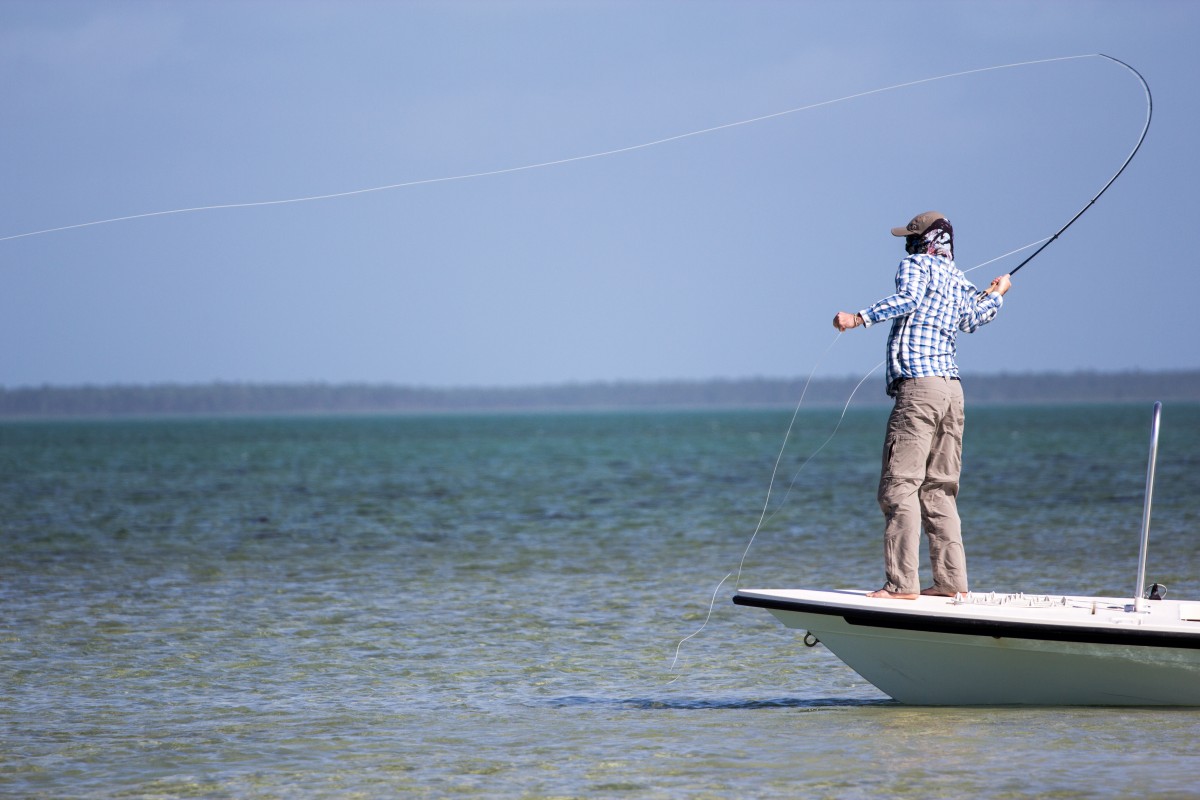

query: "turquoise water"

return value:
[2, 404, 1199, 798]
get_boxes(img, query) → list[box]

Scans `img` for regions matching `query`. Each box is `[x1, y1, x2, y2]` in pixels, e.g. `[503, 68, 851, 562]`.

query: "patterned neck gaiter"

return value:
[920, 218, 954, 259]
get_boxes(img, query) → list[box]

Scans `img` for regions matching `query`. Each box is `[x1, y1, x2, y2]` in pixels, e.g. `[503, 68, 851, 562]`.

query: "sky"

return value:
[1, 0, 1197, 390]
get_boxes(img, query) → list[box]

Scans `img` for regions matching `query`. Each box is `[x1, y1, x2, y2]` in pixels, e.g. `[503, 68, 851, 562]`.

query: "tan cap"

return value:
[891, 211, 947, 237]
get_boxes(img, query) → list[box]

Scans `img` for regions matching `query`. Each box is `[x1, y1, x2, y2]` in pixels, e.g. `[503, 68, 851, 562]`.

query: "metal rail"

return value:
[1132, 401, 1163, 612]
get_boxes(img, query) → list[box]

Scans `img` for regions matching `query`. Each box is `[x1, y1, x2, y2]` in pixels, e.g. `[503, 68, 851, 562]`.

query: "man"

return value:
[833, 211, 1011, 600]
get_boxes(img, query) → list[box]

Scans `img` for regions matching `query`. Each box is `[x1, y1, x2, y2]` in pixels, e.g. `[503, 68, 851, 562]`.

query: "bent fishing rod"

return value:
[1006, 54, 1152, 278]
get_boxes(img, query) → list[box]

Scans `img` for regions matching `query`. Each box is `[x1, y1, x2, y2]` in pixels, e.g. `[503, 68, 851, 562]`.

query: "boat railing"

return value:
[1131, 401, 1163, 613]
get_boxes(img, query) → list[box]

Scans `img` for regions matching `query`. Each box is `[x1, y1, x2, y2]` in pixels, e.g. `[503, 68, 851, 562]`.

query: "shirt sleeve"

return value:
[959, 290, 1004, 332]
[860, 257, 929, 327]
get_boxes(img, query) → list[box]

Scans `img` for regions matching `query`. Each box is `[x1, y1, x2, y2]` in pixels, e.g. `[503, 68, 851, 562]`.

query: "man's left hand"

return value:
[833, 311, 862, 332]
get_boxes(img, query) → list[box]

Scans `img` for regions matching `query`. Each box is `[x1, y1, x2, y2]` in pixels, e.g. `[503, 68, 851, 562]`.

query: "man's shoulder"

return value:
[898, 254, 943, 273]
[917, 254, 966, 278]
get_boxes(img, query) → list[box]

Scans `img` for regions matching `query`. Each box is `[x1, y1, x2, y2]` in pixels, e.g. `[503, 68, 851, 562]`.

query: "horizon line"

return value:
[3, 367, 1199, 393]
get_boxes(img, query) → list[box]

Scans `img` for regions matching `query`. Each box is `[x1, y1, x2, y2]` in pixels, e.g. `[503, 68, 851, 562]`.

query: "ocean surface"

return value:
[3, 403, 1199, 799]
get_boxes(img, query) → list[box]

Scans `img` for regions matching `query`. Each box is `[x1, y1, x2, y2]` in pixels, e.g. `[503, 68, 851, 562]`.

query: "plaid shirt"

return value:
[859, 254, 1003, 395]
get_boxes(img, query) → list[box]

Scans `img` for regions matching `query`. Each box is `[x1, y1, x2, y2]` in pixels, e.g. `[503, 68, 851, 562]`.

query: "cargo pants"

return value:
[877, 376, 968, 596]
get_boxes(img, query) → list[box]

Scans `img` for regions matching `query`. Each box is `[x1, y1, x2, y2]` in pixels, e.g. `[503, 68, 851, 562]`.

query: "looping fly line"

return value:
[0, 53, 1145, 252]
[662, 54, 1150, 680]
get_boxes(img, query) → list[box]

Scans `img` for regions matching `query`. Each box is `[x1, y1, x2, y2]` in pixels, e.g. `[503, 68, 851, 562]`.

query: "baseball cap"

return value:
[891, 211, 947, 237]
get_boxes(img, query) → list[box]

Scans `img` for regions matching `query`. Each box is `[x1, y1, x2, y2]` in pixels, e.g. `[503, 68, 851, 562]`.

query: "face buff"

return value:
[907, 218, 954, 259]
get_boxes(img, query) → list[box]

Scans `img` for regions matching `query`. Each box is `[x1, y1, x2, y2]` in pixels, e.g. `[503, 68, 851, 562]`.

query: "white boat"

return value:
[734, 403, 1200, 706]
[733, 588, 1200, 705]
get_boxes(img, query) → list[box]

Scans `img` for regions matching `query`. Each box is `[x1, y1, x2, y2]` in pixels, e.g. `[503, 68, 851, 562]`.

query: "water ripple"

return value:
[543, 695, 896, 710]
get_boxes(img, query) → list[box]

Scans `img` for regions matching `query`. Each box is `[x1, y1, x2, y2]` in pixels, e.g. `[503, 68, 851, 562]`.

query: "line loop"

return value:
[2, 54, 1111, 245]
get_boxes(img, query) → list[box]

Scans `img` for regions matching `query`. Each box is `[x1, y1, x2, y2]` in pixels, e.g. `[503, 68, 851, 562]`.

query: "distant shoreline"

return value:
[2, 370, 1198, 419]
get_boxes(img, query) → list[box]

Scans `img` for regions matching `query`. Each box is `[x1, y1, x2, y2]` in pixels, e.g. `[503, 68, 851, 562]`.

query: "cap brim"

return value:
[890, 226, 914, 237]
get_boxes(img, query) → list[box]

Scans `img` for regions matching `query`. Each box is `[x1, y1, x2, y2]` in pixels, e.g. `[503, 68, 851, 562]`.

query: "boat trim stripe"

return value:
[732, 594, 1200, 649]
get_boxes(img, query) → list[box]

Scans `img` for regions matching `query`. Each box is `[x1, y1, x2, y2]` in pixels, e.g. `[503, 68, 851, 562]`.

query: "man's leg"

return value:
[921, 378, 967, 595]
[873, 379, 943, 597]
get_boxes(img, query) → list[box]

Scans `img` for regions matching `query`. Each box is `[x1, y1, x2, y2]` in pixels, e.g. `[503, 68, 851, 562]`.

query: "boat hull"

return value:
[734, 589, 1200, 706]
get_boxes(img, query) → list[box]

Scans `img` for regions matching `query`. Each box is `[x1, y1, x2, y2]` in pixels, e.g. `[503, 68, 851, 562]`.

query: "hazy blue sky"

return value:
[2, 0, 1196, 389]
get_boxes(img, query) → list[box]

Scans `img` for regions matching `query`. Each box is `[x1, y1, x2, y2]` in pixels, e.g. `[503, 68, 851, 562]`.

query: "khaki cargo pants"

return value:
[877, 376, 968, 596]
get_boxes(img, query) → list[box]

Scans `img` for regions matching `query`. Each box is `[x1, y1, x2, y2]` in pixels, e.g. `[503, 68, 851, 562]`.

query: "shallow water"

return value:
[2, 404, 1199, 798]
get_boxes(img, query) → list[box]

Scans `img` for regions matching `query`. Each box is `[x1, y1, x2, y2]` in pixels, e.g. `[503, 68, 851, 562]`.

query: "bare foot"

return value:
[867, 588, 919, 600]
[920, 587, 959, 597]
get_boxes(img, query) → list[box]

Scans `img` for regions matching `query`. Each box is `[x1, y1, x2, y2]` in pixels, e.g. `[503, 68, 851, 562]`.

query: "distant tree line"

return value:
[1, 370, 1198, 419]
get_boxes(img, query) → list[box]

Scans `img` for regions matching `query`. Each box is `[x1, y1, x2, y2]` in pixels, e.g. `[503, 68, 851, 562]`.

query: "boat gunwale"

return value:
[732, 591, 1200, 650]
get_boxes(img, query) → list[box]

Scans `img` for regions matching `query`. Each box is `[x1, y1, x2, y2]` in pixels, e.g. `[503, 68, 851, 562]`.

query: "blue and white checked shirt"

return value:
[859, 254, 1003, 395]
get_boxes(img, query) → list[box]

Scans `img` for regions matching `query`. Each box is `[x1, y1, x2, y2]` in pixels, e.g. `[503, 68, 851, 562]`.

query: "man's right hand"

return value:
[988, 274, 1013, 296]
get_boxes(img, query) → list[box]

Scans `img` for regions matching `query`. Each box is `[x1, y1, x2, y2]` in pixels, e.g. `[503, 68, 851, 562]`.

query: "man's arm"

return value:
[832, 256, 930, 332]
[960, 273, 1012, 332]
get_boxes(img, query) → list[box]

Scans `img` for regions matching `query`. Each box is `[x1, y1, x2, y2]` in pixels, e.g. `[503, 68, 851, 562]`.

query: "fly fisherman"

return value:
[832, 211, 1012, 600]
